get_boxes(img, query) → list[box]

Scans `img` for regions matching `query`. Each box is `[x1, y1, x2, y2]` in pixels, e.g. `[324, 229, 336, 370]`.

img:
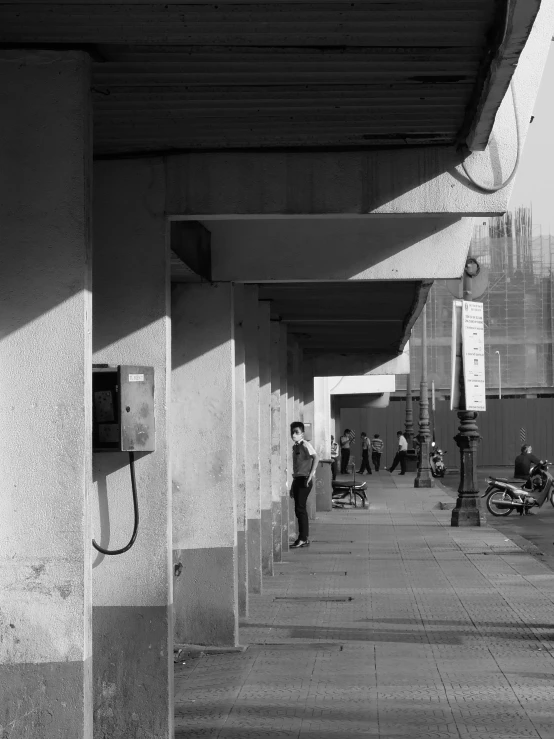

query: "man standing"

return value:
[389, 431, 408, 475]
[289, 421, 319, 549]
[339, 428, 355, 474]
[357, 432, 372, 475]
[371, 433, 384, 471]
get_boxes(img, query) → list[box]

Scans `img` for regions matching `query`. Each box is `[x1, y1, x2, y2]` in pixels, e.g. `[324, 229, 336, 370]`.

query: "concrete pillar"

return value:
[244, 287, 262, 593]
[287, 339, 297, 538]
[279, 324, 290, 555]
[234, 285, 248, 616]
[314, 377, 333, 512]
[0, 50, 93, 739]
[258, 302, 273, 576]
[293, 341, 302, 421]
[92, 159, 172, 736]
[172, 282, 238, 646]
[303, 362, 317, 521]
[270, 321, 283, 564]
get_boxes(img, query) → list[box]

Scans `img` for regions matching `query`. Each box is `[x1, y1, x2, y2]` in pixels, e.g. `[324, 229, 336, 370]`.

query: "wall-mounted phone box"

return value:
[93, 365, 155, 452]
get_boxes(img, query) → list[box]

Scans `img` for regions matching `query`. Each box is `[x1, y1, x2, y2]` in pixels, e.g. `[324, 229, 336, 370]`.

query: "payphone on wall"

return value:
[92, 365, 155, 555]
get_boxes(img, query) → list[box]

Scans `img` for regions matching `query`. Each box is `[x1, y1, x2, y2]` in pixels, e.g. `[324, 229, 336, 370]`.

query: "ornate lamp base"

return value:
[450, 411, 482, 527]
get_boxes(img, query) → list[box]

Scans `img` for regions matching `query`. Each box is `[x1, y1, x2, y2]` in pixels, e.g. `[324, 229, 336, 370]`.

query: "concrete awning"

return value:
[1, 0, 541, 156]
[258, 281, 427, 371]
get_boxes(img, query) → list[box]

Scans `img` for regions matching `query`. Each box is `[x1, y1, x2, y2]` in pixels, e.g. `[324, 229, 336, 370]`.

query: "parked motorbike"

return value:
[429, 444, 447, 478]
[483, 460, 554, 516]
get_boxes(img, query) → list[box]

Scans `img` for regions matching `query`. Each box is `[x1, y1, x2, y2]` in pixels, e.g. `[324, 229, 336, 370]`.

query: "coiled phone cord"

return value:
[92, 451, 139, 556]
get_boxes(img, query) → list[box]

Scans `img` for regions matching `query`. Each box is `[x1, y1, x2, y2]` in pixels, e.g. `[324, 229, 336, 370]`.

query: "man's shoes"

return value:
[290, 539, 309, 548]
[398, 473, 405, 475]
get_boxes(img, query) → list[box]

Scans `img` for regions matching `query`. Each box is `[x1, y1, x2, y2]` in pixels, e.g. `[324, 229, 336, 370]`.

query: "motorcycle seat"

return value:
[332, 480, 367, 491]
[489, 476, 521, 484]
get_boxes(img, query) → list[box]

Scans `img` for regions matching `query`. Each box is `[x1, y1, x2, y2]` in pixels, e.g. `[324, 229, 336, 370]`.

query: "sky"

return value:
[508, 41, 554, 233]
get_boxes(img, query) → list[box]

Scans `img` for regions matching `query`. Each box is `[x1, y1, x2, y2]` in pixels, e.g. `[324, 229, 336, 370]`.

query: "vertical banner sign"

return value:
[462, 301, 486, 411]
[450, 300, 463, 410]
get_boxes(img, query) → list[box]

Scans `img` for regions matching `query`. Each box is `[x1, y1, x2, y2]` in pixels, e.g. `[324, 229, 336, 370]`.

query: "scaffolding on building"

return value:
[402, 207, 554, 397]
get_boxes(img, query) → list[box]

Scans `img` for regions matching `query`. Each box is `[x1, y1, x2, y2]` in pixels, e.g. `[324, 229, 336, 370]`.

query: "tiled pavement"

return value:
[174, 473, 554, 738]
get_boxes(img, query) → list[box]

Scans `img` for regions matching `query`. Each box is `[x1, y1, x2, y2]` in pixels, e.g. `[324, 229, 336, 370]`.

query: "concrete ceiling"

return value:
[258, 280, 429, 355]
[0, 0, 538, 155]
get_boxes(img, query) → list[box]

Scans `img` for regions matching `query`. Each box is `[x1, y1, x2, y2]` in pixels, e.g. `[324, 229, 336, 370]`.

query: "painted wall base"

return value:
[173, 547, 238, 647]
[246, 518, 262, 594]
[271, 501, 282, 563]
[0, 660, 89, 739]
[281, 496, 289, 554]
[93, 605, 171, 738]
[261, 509, 273, 576]
[237, 530, 248, 617]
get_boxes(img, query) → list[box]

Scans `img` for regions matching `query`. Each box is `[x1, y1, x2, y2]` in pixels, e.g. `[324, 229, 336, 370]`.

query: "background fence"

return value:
[341, 398, 554, 467]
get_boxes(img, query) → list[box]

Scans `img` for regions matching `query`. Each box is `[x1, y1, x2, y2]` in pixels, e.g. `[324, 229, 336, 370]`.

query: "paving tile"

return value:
[175, 475, 554, 737]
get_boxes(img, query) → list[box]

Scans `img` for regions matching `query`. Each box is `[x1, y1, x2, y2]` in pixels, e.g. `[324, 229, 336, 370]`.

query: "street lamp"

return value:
[495, 350, 501, 399]
[451, 257, 482, 527]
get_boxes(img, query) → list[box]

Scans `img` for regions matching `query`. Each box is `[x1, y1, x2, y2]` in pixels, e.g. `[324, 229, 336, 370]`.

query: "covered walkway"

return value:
[175, 474, 554, 738]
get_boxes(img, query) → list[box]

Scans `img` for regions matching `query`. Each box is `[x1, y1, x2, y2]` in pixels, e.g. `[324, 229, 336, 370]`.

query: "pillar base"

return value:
[414, 477, 434, 488]
[451, 497, 481, 527]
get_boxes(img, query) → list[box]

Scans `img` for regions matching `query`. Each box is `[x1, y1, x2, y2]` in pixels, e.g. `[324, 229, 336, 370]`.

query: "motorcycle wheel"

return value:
[437, 467, 446, 478]
[486, 490, 515, 517]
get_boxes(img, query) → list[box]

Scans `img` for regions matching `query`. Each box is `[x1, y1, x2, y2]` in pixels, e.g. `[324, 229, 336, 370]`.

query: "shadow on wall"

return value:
[92, 451, 148, 569]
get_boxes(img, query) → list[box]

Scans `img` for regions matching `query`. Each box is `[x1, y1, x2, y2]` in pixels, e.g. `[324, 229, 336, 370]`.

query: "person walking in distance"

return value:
[340, 429, 354, 474]
[357, 432, 372, 475]
[389, 431, 408, 475]
[371, 433, 384, 471]
[330, 434, 339, 481]
[289, 421, 319, 549]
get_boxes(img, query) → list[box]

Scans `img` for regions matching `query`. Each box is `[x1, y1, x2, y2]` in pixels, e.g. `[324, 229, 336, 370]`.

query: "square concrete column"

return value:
[258, 301, 273, 576]
[314, 377, 333, 512]
[270, 321, 283, 564]
[244, 287, 262, 594]
[293, 342, 303, 421]
[92, 159, 173, 737]
[172, 282, 238, 646]
[302, 361, 317, 522]
[279, 324, 290, 555]
[234, 285, 248, 617]
[0, 50, 93, 739]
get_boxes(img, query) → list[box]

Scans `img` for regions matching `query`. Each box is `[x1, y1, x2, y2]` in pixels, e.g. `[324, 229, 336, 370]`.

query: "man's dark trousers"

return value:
[358, 450, 372, 474]
[372, 452, 382, 471]
[389, 450, 407, 474]
[291, 476, 313, 541]
[340, 448, 350, 474]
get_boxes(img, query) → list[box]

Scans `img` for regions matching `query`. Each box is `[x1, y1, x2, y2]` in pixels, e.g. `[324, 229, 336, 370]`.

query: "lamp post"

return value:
[451, 258, 482, 526]
[495, 350, 501, 399]
[414, 303, 434, 488]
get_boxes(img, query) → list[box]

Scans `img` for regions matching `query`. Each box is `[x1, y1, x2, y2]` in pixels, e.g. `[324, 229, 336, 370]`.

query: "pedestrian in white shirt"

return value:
[389, 431, 408, 475]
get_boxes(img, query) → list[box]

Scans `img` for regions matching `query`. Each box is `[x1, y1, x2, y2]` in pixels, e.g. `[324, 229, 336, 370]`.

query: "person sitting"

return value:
[514, 444, 540, 479]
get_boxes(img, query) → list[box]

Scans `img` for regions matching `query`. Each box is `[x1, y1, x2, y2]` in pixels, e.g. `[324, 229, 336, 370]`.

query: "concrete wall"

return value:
[0, 50, 93, 739]
[258, 302, 273, 576]
[234, 285, 248, 617]
[172, 283, 238, 647]
[270, 321, 283, 564]
[92, 158, 172, 737]
[244, 287, 262, 594]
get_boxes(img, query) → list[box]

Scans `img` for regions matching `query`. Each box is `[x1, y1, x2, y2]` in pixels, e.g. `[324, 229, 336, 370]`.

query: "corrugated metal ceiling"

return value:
[0, 1, 502, 155]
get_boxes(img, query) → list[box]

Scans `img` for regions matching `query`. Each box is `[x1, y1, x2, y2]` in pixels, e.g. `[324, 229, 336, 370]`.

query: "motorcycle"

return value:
[483, 460, 554, 516]
[429, 444, 447, 478]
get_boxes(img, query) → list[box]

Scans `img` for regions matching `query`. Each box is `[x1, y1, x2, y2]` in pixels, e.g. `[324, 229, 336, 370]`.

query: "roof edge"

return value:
[459, 0, 541, 152]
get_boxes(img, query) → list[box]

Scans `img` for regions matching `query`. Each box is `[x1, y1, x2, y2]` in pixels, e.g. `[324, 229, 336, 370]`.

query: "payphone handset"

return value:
[92, 365, 155, 556]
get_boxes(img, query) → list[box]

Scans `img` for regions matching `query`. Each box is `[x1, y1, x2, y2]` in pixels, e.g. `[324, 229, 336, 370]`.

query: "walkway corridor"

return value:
[175, 474, 554, 738]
